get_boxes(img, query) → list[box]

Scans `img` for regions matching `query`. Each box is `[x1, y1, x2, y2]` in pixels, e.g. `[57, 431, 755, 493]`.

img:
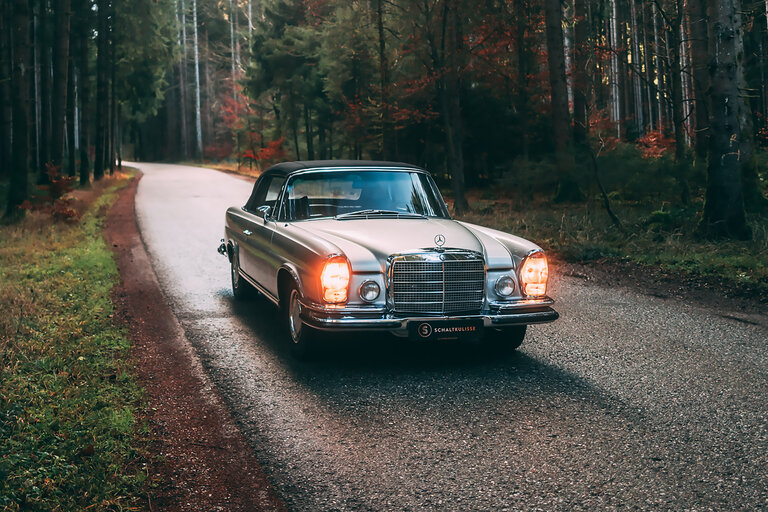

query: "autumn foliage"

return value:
[19, 164, 79, 222]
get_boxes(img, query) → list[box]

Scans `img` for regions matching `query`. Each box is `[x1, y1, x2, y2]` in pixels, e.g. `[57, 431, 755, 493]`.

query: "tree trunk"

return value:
[515, 0, 530, 159]
[653, 4, 666, 130]
[440, 0, 468, 214]
[642, 2, 655, 131]
[109, 0, 115, 175]
[608, 0, 620, 135]
[545, 0, 579, 201]
[686, 0, 709, 160]
[77, 0, 90, 186]
[0, 0, 12, 182]
[701, 0, 751, 239]
[666, 0, 689, 202]
[192, 0, 202, 159]
[7, 0, 31, 218]
[66, 31, 76, 177]
[174, 0, 188, 159]
[50, 0, 71, 172]
[376, 0, 392, 159]
[229, 0, 237, 111]
[572, 0, 589, 144]
[38, 0, 52, 182]
[303, 103, 314, 160]
[629, 0, 644, 135]
[93, 0, 107, 180]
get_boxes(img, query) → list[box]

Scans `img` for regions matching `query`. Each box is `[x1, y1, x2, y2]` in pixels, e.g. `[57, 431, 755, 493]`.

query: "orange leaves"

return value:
[19, 164, 79, 222]
[636, 130, 675, 158]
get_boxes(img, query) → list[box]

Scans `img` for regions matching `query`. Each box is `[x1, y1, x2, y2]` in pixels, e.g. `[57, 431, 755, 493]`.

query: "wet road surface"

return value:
[131, 162, 768, 510]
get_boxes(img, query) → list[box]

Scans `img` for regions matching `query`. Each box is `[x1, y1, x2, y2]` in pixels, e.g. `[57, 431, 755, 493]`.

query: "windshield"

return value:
[282, 170, 450, 221]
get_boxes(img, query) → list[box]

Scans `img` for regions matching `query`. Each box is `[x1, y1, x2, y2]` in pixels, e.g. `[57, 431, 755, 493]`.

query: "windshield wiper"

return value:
[335, 209, 425, 220]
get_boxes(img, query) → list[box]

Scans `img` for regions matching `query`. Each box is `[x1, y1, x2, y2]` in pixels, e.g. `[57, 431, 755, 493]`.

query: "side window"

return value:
[245, 176, 285, 216]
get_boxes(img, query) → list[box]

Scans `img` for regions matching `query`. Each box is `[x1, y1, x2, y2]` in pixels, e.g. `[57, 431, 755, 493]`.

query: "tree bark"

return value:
[76, 0, 90, 186]
[608, 0, 620, 135]
[109, 0, 115, 175]
[66, 29, 76, 177]
[545, 0, 579, 201]
[686, 0, 709, 160]
[0, 0, 12, 182]
[667, 0, 686, 161]
[515, 0, 530, 158]
[50, 0, 71, 172]
[7, 0, 31, 218]
[653, 4, 666, 130]
[376, 0, 392, 159]
[701, 0, 751, 239]
[192, 0, 203, 159]
[572, 0, 589, 144]
[174, 0, 188, 159]
[94, 0, 107, 180]
[303, 103, 314, 160]
[38, 0, 52, 182]
[629, 0, 644, 135]
[440, 0, 468, 214]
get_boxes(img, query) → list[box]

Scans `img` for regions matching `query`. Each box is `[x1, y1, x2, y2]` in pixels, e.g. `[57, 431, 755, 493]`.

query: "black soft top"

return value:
[263, 160, 426, 177]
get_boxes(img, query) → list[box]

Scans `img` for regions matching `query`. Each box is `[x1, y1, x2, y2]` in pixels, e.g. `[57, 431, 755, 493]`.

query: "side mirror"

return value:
[256, 205, 273, 220]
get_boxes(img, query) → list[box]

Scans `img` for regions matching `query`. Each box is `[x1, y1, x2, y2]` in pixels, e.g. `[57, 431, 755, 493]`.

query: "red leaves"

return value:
[19, 163, 79, 222]
[636, 130, 675, 158]
[256, 138, 286, 165]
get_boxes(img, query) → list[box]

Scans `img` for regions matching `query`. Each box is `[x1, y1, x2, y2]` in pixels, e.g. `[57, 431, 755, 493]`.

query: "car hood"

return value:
[291, 217, 512, 273]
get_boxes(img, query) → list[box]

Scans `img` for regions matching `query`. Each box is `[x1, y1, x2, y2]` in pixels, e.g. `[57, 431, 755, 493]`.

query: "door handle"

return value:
[243, 229, 253, 236]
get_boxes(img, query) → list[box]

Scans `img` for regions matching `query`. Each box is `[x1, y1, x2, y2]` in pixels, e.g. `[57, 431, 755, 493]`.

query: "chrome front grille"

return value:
[390, 253, 485, 314]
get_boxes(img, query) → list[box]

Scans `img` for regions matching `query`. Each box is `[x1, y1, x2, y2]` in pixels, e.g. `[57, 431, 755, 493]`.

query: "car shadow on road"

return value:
[229, 293, 640, 427]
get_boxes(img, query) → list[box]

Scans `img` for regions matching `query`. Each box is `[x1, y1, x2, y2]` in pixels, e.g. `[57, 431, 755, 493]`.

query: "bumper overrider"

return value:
[299, 297, 559, 335]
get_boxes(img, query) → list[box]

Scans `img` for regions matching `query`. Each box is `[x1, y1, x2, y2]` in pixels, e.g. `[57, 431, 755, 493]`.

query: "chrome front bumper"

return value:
[299, 298, 559, 334]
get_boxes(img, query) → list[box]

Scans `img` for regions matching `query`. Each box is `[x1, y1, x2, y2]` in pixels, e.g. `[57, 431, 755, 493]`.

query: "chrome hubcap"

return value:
[289, 289, 302, 343]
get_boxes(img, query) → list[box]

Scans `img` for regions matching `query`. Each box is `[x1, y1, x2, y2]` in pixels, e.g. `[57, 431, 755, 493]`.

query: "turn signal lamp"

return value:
[321, 256, 351, 303]
[520, 252, 548, 297]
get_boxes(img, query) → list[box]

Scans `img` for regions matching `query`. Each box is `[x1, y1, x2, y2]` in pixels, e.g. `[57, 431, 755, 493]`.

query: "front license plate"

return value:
[409, 319, 483, 341]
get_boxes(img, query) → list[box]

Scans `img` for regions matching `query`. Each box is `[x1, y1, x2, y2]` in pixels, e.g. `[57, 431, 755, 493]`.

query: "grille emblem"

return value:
[434, 234, 445, 247]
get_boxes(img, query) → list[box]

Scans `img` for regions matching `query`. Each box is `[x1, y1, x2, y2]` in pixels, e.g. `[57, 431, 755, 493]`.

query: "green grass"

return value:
[458, 197, 768, 293]
[0, 174, 149, 511]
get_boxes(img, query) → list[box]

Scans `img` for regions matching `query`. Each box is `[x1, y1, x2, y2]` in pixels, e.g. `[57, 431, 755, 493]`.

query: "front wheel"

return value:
[484, 325, 526, 353]
[285, 284, 319, 359]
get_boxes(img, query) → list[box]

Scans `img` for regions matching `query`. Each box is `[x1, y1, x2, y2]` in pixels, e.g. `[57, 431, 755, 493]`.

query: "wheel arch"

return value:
[226, 239, 237, 262]
[277, 264, 303, 309]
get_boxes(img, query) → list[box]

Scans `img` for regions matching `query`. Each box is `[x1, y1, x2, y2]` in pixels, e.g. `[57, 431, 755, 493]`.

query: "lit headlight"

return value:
[494, 275, 515, 297]
[358, 281, 381, 302]
[321, 255, 350, 303]
[520, 251, 548, 297]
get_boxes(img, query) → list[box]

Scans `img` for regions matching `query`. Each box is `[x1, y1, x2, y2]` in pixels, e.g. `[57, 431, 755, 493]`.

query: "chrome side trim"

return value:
[240, 270, 280, 305]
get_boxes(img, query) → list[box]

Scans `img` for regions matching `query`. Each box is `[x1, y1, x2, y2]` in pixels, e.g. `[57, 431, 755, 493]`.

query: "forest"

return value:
[1, 0, 767, 240]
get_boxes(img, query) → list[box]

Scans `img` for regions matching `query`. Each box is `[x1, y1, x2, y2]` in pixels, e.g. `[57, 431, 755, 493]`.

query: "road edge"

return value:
[105, 171, 287, 512]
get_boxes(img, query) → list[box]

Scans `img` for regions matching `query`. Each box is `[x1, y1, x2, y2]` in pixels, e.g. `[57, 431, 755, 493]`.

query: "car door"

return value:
[239, 176, 285, 291]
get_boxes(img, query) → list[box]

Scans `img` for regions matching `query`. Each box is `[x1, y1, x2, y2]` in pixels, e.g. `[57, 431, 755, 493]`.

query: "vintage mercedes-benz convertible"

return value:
[218, 160, 558, 357]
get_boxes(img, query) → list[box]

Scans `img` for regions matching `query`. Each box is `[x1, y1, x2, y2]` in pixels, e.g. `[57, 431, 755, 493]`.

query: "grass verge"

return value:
[0, 172, 149, 511]
[458, 195, 768, 296]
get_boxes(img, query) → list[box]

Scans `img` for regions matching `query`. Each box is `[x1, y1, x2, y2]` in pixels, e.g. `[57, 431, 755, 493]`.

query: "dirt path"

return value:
[105, 172, 286, 512]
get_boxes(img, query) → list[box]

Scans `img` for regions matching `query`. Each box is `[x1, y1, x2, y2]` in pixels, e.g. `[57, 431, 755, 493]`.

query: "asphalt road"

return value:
[131, 162, 768, 511]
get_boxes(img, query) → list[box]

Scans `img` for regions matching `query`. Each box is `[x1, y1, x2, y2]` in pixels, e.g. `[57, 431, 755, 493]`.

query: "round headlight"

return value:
[359, 281, 381, 302]
[495, 275, 515, 297]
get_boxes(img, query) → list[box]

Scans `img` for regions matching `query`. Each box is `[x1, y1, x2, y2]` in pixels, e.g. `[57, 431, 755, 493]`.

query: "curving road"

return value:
[131, 162, 768, 511]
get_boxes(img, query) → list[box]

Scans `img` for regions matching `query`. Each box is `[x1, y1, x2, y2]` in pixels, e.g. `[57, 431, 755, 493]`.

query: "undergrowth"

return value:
[0, 174, 149, 511]
[459, 197, 768, 293]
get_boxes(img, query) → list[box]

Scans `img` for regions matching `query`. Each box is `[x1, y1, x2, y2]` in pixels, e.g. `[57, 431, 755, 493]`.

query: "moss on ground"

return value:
[0, 173, 149, 511]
